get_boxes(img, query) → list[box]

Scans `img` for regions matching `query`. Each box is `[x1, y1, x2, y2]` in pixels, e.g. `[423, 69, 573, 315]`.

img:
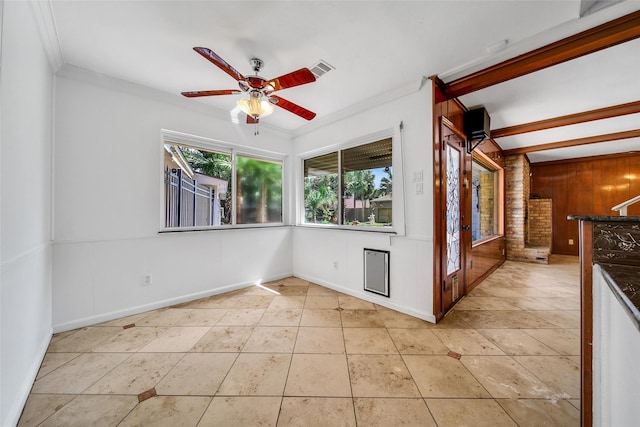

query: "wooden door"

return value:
[441, 123, 467, 313]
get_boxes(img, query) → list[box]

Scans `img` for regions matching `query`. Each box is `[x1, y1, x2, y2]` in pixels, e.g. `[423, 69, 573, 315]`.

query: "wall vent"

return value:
[310, 60, 335, 79]
[363, 249, 390, 297]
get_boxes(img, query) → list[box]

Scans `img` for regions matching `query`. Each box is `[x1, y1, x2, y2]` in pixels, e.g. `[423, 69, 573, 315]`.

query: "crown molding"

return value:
[292, 77, 427, 138]
[29, 0, 64, 72]
[56, 64, 293, 140]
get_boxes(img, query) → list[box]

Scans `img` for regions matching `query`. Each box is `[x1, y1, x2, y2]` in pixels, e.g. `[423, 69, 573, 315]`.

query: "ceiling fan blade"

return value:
[246, 115, 259, 124]
[181, 89, 241, 98]
[266, 68, 316, 92]
[269, 95, 316, 120]
[193, 47, 246, 82]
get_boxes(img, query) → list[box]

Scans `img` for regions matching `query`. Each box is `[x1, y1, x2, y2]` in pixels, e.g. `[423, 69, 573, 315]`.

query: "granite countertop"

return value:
[568, 215, 640, 222]
[599, 263, 640, 331]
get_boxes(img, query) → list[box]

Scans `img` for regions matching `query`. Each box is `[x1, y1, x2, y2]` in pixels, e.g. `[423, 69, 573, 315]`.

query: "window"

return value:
[303, 137, 393, 228]
[163, 138, 283, 229]
[471, 152, 503, 243]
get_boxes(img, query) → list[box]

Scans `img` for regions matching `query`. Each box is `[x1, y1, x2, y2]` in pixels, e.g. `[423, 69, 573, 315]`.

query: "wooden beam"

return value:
[492, 101, 640, 138]
[503, 129, 640, 155]
[443, 11, 640, 99]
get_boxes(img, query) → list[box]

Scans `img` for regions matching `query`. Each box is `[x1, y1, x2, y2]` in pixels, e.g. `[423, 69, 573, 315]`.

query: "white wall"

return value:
[292, 85, 435, 321]
[1, 2, 54, 426]
[53, 69, 293, 331]
[592, 264, 640, 427]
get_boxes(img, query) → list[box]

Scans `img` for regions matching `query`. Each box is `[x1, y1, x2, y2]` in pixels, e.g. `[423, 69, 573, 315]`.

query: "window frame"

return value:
[298, 130, 396, 233]
[470, 149, 504, 247]
[160, 129, 287, 232]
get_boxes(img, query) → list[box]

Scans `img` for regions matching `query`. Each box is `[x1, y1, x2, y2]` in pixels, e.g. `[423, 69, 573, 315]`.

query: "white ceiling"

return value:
[47, 0, 640, 162]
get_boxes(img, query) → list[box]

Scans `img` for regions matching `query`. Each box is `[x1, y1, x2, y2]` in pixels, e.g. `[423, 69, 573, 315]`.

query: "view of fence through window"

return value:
[303, 138, 393, 227]
[164, 143, 283, 228]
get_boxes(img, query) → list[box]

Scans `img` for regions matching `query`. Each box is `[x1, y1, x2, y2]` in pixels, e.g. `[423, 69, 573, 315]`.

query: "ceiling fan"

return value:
[181, 47, 317, 128]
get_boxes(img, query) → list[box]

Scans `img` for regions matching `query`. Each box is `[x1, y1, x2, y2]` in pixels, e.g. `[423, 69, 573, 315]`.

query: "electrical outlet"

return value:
[333, 261, 339, 270]
[143, 274, 152, 286]
[569, 239, 574, 245]
[416, 182, 423, 195]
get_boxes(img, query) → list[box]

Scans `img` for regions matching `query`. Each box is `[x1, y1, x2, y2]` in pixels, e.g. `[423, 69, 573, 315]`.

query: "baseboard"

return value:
[293, 272, 436, 324]
[5, 327, 53, 427]
[52, 273, 293, 333]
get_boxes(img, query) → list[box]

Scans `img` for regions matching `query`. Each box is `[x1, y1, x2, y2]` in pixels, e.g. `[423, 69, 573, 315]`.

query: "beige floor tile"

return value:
[197, 294, 243, 308]
[176, 309, 229, 326]
[521, 328, 580, 355]
[138, 326, 210, 352]
[388, 329, 449, 354]
[338, 295, 375, 310]
[281, 277, 310, 287]
[277, 397, 356, 427]
[216, 308, 266, 326]
[96, 311, 152, 327]
[266, 285, 309, 296]
[343, 328, 398, 354]
[136, 308, 193, 326]
[502, 297, 557, 311]
[35, 353, 81, 379]
[455, 297, 522, 311]
[307, 284, 338, 296]
[542, 310, 581, 328]
[427, 398, 517, 427]
[341, 309, 385, 328]
[460, 355, 556, 399]
[544, 297, 581, 310]
[432, 329, 506, 355]
[348, 354, 420, 397]
[569, 399, 580, 410]
[468, 287, 523, 298]
[477, 329, 559, 355]
[377, 308, 435, 328]
[199, 396, 281, 427]
[269, 296, 306, 309]
[47, 327, 122, 352]
[258, 309, 302, 326]
[402, 355, 490, 398]
[217, 353, 291, 396]
[242, 327, 298, 353]
[432, 311, 473, 328]
[39, 395, 138, 427]
[294, 327, 345, 354]
[32, 353, 130, 394]
[234, 295, 276, 309]
[285, 354, 351, 397]
[304, 295, 339, 309]
[353, 398, 437, 426]
[119, 396, 211, 427]
[91, 326, 168, 352]
[155, 353, 237, 395]
[299, 309, 342, 327]
[513, 355, 580, 398]
[497, 399, 580, 427]
[457, 310, 557, 329]
[84, 352, 183, 395]
[191, 326, 253, 352]
[17, 394, 75, 427]
[49, 330, 76, 344]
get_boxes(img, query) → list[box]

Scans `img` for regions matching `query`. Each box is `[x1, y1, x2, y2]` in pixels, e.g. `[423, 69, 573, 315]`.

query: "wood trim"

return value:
[492, 101, 640, 138]
[442, 11, 640, 98]
[578, 220, 593, 427]
[503, 129, 640, 156]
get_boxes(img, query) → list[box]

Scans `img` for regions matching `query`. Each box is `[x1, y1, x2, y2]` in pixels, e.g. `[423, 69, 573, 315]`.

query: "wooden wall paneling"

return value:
[575, 161, 593, 216]
[566, 163, 579, 255]
[629, 155, 640, 215]
[467, 237, 505, 291]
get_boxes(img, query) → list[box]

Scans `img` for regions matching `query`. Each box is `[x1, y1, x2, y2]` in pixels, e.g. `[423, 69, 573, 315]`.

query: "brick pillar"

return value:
[505, 154, 530, 261]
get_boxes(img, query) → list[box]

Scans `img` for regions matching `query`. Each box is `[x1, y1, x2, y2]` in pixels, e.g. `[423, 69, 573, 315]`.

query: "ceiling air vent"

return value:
[310, 60, 335, 79]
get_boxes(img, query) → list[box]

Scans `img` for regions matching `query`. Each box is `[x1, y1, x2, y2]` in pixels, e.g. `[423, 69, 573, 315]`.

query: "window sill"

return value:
[296, 223, 397, 234]
[159, 223, 289, 233]
[471, 234, 504, 248]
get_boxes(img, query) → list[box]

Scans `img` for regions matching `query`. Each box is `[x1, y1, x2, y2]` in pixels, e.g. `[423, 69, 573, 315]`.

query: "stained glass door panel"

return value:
[446, 144, 461, 275]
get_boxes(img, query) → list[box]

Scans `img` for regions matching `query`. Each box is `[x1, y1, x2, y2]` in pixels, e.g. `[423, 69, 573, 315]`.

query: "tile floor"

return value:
[19, 256, 581, 426]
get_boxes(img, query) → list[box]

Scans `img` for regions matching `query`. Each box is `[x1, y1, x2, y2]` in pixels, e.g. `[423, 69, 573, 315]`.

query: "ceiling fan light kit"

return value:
[181, 47, 317, 134]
